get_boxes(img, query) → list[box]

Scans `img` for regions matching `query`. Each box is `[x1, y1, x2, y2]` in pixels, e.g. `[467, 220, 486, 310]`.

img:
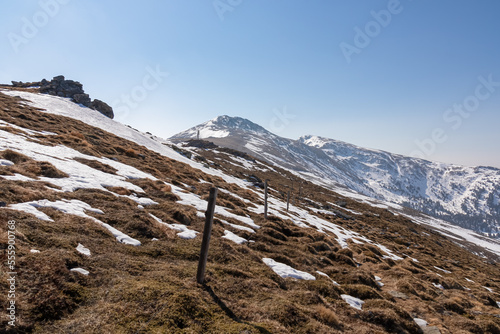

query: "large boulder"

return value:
[91, 99, 114, 119]
[39, 75, 85, 98]
[73, 93, 92, 107]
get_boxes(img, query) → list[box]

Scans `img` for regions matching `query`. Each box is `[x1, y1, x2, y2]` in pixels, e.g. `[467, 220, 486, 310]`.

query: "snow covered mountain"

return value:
[172, 116, 500, 237]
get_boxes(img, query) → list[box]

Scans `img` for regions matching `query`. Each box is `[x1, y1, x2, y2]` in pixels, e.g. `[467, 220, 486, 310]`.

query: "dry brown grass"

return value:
[73, 157, 118, 175]
[314, 305, 340, 327]
[125, 148, 138, 157]
[70, 131, 86, 140]
[2, 90, 500, 333]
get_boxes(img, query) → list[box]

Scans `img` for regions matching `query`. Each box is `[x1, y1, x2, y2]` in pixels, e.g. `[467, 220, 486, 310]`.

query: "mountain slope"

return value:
[2, 89, 500, 333]
[172, 116, 500, 237]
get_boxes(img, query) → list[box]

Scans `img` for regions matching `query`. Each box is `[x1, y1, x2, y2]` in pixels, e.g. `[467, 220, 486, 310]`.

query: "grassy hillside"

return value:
[1, 90, 500, 333]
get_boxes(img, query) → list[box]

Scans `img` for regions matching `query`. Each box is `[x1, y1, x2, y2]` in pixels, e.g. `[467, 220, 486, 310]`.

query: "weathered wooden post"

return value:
[197, 187, 218, 284]
[264, 180, 268, 220]
[286, 189, 290, 212]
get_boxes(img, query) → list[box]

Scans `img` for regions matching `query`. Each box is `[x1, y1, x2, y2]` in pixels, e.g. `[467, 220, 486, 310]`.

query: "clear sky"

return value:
[1, 0, 499, 168]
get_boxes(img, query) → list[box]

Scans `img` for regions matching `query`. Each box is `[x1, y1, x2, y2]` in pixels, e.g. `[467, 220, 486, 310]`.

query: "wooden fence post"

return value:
[264, 180, 268, 220]
[196, 187, 218, 284]
[286, 189, 290, 212]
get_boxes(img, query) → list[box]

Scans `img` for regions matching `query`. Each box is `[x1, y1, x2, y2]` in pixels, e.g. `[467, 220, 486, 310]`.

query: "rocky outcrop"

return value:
[90, 99, 114, 119]
[11, 76, 114, 119]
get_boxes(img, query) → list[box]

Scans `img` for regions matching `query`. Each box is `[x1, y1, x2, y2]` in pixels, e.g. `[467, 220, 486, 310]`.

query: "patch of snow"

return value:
[262, 258, 315, 280]
[0, 159, 14, 166]
[198, 128, 230, 139]
[433, 266, 451, 274]
[227, 155, 254, 169]
[0, 118, 56, 136]
[7, 199, 141, 246]
[177, 229, 198, 239]
[124, 194, 158, 206]
[375, 276, 384, 287]
[30, 249, 40, 253]
[8, 202, 52, 221]
[219, 219, 255, 233]
[341, 294, 364, 310]
[483, 286, 494, 293]
[102, 222, 142, 246]
[70, 268, 89, 275]
[1, 173, 37, 182]
[376, 243, 404, 261]
[432, 283, 444, 290]
[316, 271, 340, 286]
[0, 120, 156, 193]
[414, 318, 428, 329]
[465, 278, 475, 283]
[76, 243, 91, 256]
[149, 213, 198, 240]
[222, 230, 248, 244]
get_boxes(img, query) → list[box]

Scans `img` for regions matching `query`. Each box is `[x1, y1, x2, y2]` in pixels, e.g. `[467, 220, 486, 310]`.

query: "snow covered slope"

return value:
[172, 116, 500, 237]
[4, 89, 500, 333]
[3, 91, 499, 256]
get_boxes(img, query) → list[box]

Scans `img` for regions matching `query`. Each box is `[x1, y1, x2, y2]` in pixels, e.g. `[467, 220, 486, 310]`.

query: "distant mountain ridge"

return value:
[172, 116, 500, 237]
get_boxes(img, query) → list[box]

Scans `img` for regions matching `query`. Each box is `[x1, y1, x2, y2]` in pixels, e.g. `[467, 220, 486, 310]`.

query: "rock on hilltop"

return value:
[10, 75, 114, 119]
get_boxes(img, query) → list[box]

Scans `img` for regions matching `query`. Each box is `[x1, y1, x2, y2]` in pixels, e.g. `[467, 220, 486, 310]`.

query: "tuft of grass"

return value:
[314, 305, 340, 328]
[1, 149, 29, 163]
[125, 148, 138, 157]
[342, 285, 382, 300]
[69, 131, 85, 140]
[362, 299, 421, 333]
[74, 157, 118, 174]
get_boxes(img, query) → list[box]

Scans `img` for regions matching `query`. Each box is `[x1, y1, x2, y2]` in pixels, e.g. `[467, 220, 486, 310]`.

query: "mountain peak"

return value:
[171, 115, 270, 140]
[299, 135, 334, 148]
[209, 115, 268, 133]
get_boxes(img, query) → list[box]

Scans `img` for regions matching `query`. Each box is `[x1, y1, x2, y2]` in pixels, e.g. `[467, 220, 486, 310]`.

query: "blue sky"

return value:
[1, 0, 499, 167]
